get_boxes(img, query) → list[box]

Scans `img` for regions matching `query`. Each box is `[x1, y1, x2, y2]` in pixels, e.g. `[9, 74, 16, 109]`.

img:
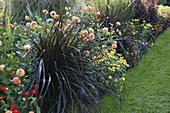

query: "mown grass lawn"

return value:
[98, 27, 170, 113]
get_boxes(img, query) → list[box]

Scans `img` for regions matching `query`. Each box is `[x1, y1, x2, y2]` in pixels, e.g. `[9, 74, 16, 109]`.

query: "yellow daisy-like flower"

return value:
[121, 77, 125, 81]
[108, 76, 112, 79]
[114, 79, 118, 83]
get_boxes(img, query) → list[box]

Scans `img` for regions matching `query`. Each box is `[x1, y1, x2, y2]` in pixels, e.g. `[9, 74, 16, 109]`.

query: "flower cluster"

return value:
[0, 18, 39, 112]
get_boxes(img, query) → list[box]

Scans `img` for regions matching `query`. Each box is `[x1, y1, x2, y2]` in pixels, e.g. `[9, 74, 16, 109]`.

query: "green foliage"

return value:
[85, 0, 135, 26]
[159, 0, 168, 5]
[11, 0, 78, 22]
[0, 15, 39, 113]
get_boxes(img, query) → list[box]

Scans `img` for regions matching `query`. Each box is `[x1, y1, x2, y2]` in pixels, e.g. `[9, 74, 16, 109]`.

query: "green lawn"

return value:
[99, 27, 170, 113]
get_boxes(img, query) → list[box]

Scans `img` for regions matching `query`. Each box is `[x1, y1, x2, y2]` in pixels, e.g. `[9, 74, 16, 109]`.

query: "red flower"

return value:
[0, 86, 6, 92]
[12, 109, 20, 113]
[33, 84, 38, 90]
[9, 104, 17, 110]
[23, 91, 31, 97]
[0, 96, 5, 100]
[31, 90, 37, 95]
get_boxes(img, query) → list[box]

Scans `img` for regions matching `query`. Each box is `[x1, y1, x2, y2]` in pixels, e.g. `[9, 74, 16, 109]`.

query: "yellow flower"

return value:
[121, 77, 125, 81]
[43, 10, 48, 14]
[0, 65, 5, 71]
[108, 76, 112, 79]
[24, 44, 31, 52]
[114, 79, 118, 83]
[25, 15, 30, 20]
[16, 68, 25, 77]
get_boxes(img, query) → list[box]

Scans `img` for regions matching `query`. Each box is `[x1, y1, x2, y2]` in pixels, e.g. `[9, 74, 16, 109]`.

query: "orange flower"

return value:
[87, 5, 93, 12]
[16, 69, 25, 77]
[50, 11, 57, 17]
[31, 21, 37, 27]
[24, 44, 31, 52]
[89, 33, 95, 41]
[72, 16, 80, 22]
[0, 65, 5, 71]
[66, 19, 71, 25]
[89, 28, 94, 34]
[29, 111, 34, 113]
[25, 15, 30, 20]
[13, 77, 21, 84]
[83, 30, 88, 35]
[102, 27, 108, 33]
[5, 110, 12, 113]
[38, 26, 43, 31]
[112, 44, 117, 49]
